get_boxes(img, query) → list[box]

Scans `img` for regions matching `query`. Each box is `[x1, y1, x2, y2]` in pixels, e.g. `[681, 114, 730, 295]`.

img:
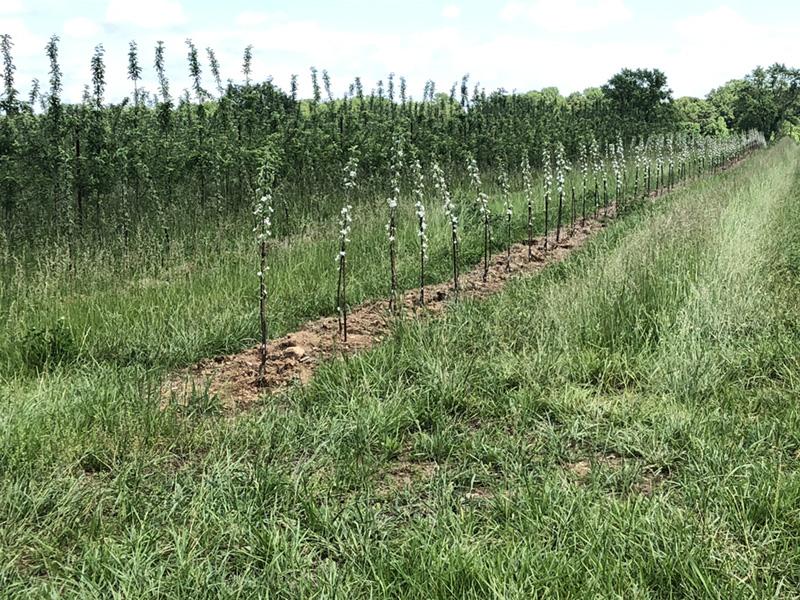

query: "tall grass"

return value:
[0, 141, 797, 597]
[0, 164, 602, 378]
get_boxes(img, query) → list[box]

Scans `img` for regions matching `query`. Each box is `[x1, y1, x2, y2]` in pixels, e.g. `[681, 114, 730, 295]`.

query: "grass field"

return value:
[1, 140, 799, 597]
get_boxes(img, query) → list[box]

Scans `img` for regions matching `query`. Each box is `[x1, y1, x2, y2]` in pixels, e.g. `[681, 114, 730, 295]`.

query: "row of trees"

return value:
[256, 128, 766, 374]
[0, 35, 789, 259]
[675, 64, 800, 140]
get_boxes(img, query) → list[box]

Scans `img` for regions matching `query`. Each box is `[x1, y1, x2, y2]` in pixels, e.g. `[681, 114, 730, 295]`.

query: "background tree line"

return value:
[0, 34, 796, 257]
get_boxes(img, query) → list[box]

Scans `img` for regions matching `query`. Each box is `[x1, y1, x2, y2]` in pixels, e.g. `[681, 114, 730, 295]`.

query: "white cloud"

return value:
[0, 16, 44, 59]
[442, 4, 461, 19]
[64, 17, 101, 39]
[673, 5, 753, 40]
[0, 0, 24, 15]
[668, 6, 798, 97]
[5, 3, 800, 106]
[234, 11, 272, 28]
[500, 0, 632, 33]
[105, 0, 186, 29]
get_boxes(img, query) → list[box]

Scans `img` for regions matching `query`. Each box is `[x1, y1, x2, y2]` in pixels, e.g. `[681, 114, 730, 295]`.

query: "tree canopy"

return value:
[707, 64, 800, 140]
[601, 68, 674, 139]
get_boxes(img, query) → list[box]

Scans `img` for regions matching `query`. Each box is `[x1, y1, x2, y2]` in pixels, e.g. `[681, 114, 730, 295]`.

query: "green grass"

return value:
[1, 141, 799, 597]
[0, 160, 613, 379]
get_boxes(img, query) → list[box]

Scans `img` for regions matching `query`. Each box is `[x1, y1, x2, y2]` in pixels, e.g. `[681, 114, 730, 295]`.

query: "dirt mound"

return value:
[165, 154, 752, 414]
[164, 214, 609, 412]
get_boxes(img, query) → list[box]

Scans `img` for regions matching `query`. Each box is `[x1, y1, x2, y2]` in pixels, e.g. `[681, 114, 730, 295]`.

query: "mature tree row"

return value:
[675, 64, 800, 140]
[0, 34, 793, 257]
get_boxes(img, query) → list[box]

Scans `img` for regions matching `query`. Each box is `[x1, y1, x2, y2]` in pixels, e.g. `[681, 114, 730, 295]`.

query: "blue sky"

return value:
[1, 0, 798, 103]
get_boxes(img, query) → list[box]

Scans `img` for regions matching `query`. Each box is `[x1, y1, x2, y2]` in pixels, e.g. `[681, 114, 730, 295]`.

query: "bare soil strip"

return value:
[165, 209, 611, 411]
[165, 163, 746, 412]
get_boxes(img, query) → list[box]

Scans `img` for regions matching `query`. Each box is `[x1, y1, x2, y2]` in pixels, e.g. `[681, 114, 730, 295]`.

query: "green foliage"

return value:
[602, 68, 674, 140]
[16, 317, 79, 373]
[674, 97, 729, 137]
[0, 37, 700, 257]
[780, 120, 800, 142]
[0, 142, 797, 596]
[709, 64, 800, 141]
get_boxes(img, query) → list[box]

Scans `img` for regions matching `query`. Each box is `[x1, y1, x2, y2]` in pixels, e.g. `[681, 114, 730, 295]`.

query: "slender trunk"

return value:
[482, 215, 489, 282]
[342, 254, 347, 340]
[451, 228, 459, 296]
[74, 130, 83, 232]
[543, 193, 549, 251]
[556, 190, 563, 243]
[527, 200, 533, 261]
[581, 178, 587, 226]
[388, 208, 398, 313]
[337, 243, 345, 340]
[505, 212, 511, 272]
[257, 240, 268, 383]
[418, 214, 425, 306]
[570, 185, 576, 234]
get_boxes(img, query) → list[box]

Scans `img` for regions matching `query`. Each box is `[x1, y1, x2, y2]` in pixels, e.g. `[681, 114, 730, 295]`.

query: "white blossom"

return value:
[411, 157, 429, 260]
[432, 161, 458, 244]
[336, 204, 353, 271]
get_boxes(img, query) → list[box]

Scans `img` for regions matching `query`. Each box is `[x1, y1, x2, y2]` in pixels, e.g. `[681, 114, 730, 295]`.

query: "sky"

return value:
[1, 0, 798, 104]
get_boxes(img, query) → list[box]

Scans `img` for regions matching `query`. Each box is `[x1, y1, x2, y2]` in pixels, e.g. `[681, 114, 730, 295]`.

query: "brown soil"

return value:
[566, 454, 669, 497]
[567, 451, 626, 477]
[635, 466, 669, 496]
[164, 155, 751, 414]
[377, 460, 439, 495]
[164, 212, 611, 412]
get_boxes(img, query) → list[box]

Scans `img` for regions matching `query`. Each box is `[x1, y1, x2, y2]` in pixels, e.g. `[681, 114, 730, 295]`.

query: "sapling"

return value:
[206, 47, 224, 97]
[121, 175, 130, 251]
[338, 148, 358, 340]
[253, 158, 275, 385]
[685, 136, 693, 182]
[185, 39, 206, 102]
[678, 136, 684, 183]
[633, 139, 644, 201]
[386, 135, 403, 312]
[521, 155, 534, 260]
[602, 147, 609, 217]
[498, 161, 512, 270]
[154, 41, 171, 103]
[697, 136, 705, 176]
[410, 156, 428, 305]
[666, 135, 675, 191]
[580, 142, 588, 225]
[542, 147, 552, 251]
[590, 137, 601, 219]
[615, 135, 625, 209]
[467, 155, 490, 281]
[432, 161, 459, 295]
[336, 205, 353, 341]
[1, 34, 18, 114]
[701, 136, 708, 175]
[242, 45, 253, 85]
[611, 143, 622, 214]
[140, 162, 168, 265]
[616, 133, 626, 201]
[570, 184, 576, 234]
[554, 142, 565, 243]
[127, 41, 142, 108]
